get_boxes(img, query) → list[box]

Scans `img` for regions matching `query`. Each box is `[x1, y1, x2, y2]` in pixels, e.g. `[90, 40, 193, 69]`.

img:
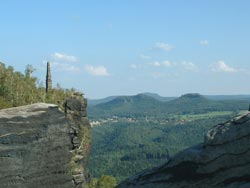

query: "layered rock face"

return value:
[118, 112, 250, 188]
[65, 93, 91, 187]
[0, 94, 90, 188]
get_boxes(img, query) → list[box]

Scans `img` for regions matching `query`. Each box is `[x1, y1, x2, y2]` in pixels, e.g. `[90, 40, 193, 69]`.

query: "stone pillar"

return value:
[46, 62, 52, 93]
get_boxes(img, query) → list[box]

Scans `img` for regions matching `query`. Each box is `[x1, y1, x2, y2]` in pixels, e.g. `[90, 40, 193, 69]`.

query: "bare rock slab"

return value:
[0, 100, 90, 188]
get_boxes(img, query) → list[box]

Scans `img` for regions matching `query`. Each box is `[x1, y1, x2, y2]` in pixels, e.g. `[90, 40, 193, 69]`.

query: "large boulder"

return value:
[118, 112, 250, 188]
[0, 94, 90, 188]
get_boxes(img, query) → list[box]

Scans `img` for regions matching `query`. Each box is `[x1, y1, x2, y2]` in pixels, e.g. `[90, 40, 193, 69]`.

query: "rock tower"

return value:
[46, 62, 52, 92]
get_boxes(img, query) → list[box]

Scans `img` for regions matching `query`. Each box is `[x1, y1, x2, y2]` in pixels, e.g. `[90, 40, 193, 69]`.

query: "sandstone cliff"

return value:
[0, 94, 90, 188]
[118, 112, 250, 188]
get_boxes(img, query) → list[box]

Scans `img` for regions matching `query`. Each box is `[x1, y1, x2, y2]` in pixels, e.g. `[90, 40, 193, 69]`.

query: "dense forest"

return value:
[89, 113, 238, 182]
[88, 93, 249, 182]
[0, 62, 76, 109]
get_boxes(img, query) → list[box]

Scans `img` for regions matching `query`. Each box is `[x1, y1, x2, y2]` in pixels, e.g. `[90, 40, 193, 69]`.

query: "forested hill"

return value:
[0, 62, 75, 109]
[88, 93, 176, 106]
[164, 93, 248, 114]
[88, 93, 250, 106]
[88, 96, 118, 106]
[88, 93, 249, 119]
[88, 94, 162, 118]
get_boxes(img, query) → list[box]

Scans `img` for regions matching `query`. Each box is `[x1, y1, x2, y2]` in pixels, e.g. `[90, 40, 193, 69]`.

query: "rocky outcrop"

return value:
[0, 93, 90, 188]
[65, 92, 91, 187]
[118, 112, 250, 188]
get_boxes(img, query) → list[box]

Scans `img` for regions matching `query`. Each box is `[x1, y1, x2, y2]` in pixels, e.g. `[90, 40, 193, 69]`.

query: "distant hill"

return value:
[141, 92, 176, 102]
[205, 95, 250, 101]
[88, 93, 250, 106]
[88, 94, 162, 118]
[88, 96, 118, 106]
[87, 93, 175, 106]
[88, 92, 176, 107]
[164, 93, 249, 114]
[87, 93, 249, 119]
[164, 93, 219, 114]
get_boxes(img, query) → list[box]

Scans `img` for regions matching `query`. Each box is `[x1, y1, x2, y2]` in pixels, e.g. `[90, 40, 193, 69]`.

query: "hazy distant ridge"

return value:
[88, 92, 250, 106]
[88, 93, 249, 119]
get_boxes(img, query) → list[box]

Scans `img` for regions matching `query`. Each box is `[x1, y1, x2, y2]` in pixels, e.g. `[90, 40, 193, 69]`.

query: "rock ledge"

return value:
[0, 96, 90, 188]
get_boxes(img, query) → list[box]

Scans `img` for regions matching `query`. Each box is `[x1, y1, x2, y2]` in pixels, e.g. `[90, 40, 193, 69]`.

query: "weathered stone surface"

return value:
[65, 92, 91, 188]
[0, 94, 90, 188]
[118, 112, 250, 188]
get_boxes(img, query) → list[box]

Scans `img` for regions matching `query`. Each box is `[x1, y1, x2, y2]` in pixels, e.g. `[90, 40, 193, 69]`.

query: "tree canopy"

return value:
[0, 62, 75, 109]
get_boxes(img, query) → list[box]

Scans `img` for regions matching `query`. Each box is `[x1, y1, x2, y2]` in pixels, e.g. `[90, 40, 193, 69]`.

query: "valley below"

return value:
[87, 93, 249, 182]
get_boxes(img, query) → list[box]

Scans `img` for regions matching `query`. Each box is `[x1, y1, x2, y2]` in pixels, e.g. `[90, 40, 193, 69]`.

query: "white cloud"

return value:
[162, 61, 172, 67]
[85, 65, 110, 76]
[130, 64, 138, 69]
[52, 52, 77, 62]
[154, 42, 174, 51]
[181, 61, 198, 71]
[212, 61, 237, 73]
[48, 61, 81, 72]
[200, 40, 209, 46]
[132, 60, 198, 73]
[149, 61, 173, 67]
[140, 54, 151, 60]
[150, 61, 161, 67]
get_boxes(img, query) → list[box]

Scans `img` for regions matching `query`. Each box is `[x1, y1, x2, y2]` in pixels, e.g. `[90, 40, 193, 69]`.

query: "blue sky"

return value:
[1, 0, 250, 98]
